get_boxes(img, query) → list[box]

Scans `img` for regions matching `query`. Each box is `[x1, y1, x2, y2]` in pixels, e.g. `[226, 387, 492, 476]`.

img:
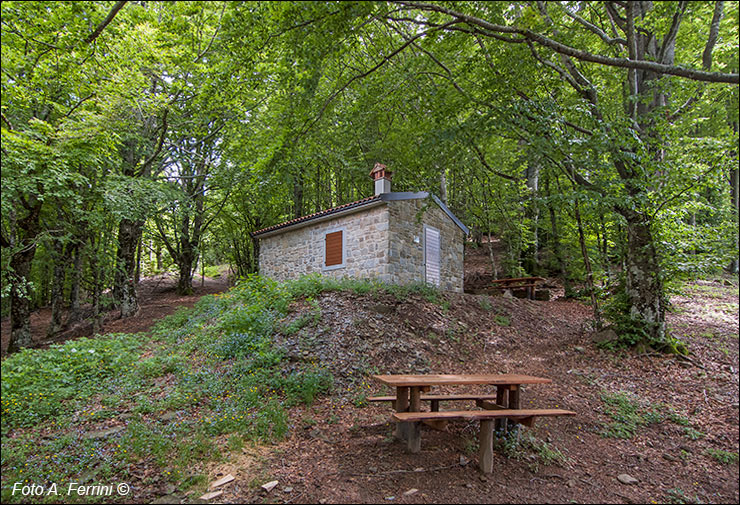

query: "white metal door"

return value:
[424, 226, 441, 286]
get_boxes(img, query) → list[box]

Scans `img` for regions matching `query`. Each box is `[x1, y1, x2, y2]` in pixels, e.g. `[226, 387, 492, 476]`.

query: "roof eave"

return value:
[251, 200, 386, 239]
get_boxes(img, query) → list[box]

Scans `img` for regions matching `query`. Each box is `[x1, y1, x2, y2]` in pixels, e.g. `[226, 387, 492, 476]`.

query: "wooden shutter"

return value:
[325, 231, 343, 266]
[425, 226, 441, 286]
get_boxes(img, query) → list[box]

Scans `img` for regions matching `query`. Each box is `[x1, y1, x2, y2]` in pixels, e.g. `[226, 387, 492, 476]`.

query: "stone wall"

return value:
[258, 197, 464, 292]
[387, 199, 464, 292]
[258, 205, 391, 282]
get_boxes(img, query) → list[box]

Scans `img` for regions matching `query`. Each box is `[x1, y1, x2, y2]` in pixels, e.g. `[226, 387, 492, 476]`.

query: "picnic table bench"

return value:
[368, 393, 499, 412]
[489, 277, 546, 300]
[371, 374, 575, 473]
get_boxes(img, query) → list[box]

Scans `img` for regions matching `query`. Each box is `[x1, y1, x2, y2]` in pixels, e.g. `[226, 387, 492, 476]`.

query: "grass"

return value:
[599, 391, 664, 438]
[0, 273, 448, 503]
[704, 448, 739, 465]
[599, 393, 705, 441]
[494, 431, 568, 472]
[0, 274, 350, 503]
[478, 296, 493, 312]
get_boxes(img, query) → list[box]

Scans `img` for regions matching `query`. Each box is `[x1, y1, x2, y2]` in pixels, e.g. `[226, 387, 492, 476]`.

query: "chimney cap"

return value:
[370, 163, 392, 180]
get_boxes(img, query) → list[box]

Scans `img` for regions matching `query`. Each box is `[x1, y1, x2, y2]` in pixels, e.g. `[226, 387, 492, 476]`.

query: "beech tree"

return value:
[2, 1, 737, 354]
[369, 1, 739, 347]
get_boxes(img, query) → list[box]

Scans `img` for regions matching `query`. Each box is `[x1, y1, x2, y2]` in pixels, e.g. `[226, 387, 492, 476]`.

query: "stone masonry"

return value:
[387, 199, 464, 292]
[258, 205, 391, 282]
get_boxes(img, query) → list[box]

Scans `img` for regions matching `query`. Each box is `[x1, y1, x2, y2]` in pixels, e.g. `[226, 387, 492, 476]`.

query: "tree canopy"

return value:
[2, 1, 738, 353]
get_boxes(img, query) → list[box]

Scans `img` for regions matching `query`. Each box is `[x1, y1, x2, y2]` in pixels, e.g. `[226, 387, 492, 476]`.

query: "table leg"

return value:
[509, 385, 521, 441]
[407, 387, 422, 453]
[479, 420, 494, 473]
[495, 385, 509, 435]
[394, 386, 409, 440]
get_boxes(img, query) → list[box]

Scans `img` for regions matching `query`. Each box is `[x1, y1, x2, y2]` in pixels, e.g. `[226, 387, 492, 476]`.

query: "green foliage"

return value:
[599, 391, 665, 439]
[600, 285, 689, 354]
[495, 431, 568, 472]
[284, 368, 334, 406]
[704, 448, 739, 465]
[478, 297, 494, 312]
[0, 275, 348, 500]
[279, 273, 446, 305]
[682, 427, 705, 440]
[1, 334, 144, 431]
[202, 265, 224, 278]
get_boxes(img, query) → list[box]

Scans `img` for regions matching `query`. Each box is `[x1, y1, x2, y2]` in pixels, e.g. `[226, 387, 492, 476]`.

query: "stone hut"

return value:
[251, 164, 468, 292]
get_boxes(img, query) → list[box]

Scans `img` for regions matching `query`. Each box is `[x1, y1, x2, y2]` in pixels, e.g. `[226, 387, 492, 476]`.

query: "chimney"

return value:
[370, 163, 392, 195]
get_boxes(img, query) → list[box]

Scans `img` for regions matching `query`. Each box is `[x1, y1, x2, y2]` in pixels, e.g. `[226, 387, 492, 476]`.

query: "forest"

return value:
[2, 1, 738, 354]
[1, 2, 739, 504]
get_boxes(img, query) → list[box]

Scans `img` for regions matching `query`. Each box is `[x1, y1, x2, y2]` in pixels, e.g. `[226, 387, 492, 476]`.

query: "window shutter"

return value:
[425, 227, 441, 286]
[325, 231, 343, 266]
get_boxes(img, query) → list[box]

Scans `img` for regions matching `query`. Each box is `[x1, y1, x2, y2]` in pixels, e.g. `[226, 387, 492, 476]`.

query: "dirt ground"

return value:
[0, 273, 231, 357]
[2, 251, 738, 504]
[209, 280, 738, 505]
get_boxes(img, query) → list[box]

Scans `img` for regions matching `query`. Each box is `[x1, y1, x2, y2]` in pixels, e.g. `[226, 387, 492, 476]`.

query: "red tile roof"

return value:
[251, 195, 383, 237]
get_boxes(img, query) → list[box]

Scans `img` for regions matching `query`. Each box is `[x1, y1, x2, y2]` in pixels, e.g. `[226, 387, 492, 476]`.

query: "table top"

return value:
[372, 374, 552, 387]
[490, 276, 546, 284]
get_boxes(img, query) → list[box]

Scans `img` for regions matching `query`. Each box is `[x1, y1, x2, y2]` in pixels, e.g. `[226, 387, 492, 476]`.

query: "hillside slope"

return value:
[247, 282, 739, 504]
[1, 276, 737, 504]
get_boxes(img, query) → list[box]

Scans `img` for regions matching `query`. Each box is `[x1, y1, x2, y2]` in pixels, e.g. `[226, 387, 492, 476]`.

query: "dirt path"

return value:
[0, 273, 230, 357]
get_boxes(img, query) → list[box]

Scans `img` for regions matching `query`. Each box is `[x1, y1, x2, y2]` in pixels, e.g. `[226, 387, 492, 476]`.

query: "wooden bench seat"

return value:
[369, 393, 500, 414]
[393, 408, 575, 423]
[392, 408, 576, 473]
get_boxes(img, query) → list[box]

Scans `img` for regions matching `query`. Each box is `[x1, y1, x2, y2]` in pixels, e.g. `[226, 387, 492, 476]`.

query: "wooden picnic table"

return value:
[371, 373, 574, 473]
[489, 277, 546, 300]
[372, 373, 551, 440]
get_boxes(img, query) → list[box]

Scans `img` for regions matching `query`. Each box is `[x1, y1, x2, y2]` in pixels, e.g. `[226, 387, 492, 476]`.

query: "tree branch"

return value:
[1, 112, 13, 130]
[563, 7, 627, 46]
[297, 19, 461, 138]
[702, 1, 725, 71]
[85, 1, 128, 44]
[392, 1, 739, 84]
[667, 2, 724, 122]
[469, 141, 517, 182]
[138, 109, 169, 175]
[659, 1, 688, 64]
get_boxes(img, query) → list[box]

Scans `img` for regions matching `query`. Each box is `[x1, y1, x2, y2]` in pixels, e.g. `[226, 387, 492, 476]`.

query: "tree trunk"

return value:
[574, 198, 601, 329]
[156, 242, 163, 271]
[730, 166, 739, 273]
[728, 115, 739, 273]
[66, 242, 84, 325]
[90, 242, 103, 334]
[8, 199, 42, 353]
[47, 240, 67, 337]
[524, 158, 540, 272]
[544, 175, 572, 295]
[440, 169, 448, 204]
[134, 233, 143, 284]
[622, 210, 666, 343]
[9, 250, 36, 352]
[115, 218, 142, 318]
[176, 241, 195, 295]
[293, 171, 304, 219]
